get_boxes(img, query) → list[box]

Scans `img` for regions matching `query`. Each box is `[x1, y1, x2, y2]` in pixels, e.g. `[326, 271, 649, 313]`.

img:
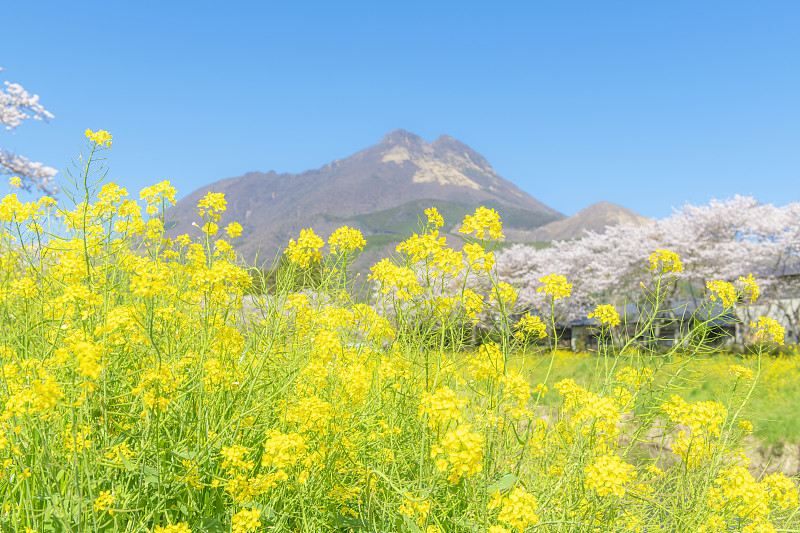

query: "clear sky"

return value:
[2, 0, 799, 219]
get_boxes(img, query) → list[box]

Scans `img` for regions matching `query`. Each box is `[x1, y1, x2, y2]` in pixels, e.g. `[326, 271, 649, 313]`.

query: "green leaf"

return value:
[141, 465, 159, 485]
[240, 502, 275, 521]
[332, 514, 369, 531]
[402, 515, 422, 533]
[170, 449, 199, 461]
[120, 454, 135, 472]
[486, 473, 517, 494]
[196, 517, 225, 533]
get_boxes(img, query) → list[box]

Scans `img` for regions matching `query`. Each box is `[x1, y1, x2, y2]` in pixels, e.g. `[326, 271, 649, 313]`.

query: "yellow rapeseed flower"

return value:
[93, 490, 115, 515]
[328, 226, 366, 255]
[749, 317, 785, 345]
[195, 191, 227, 222]
[225, 222, 243, 238]
[490, 281, 517, 306]
[31, 374, 63, 411]
[497, 487, 539, 531]
[262, 431, 307, 469]
[418, 387, 468, 427]
[460, 289, 485, 323]
[587, 304, 620, 327]
[430, 424, 484, 484]
[516, 313, 547, 340]
[729, 364, 754, 381]
[737, 273, 759, 303]
[584, 454, 634, 498]
[706, 280, 736, 308]
[73, 341, 103, 381]
[85, 128, 112, 147]
[648, 249, 683, 274]
[285, 228, 325, 268]
[463, 242, 494, 272]
[220, 444, 254, 472]
[468, 342, 504, 382]
[615, 366, 652, 389]
[398, 492, 431, 527]
[459, 206, 504, 240]
[9, 176, 21, 188]
[369, 258, 422, 300]
[763, 472, 799, 509]
[397, 231, 446, 263]
[231, 508, 262, 533]
[537, 274, 572, 300]
[140, 180, 177, 206]
[425, 206, 444, 229]
[97, 182, 128, 205]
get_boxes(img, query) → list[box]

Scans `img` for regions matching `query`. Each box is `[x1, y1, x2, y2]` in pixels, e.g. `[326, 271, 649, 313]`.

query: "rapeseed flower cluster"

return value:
[396, 231, 447, 263]
[284, 228, 325, 268]
[328, 225, 366, 255]
[231, 508, 262, 533]
[615, 366, 653, 389]
[370, 258, 422, 300]
[419, 387, 467, 427]
[648, 248, 683, 274]
[459, 206, 503, 240]
[430, 424, 484, 484]
[750, 316, 785, 345]
[661, 395, 728, 469]
[515, 313, 547, 341]
[463, 242, 494, 272]
[140, 180, 177, 216]
[468, 342, 504, 382]
[491, 486, 539, 531]
[737, 273, 760, 303]
[85, 128, 112, 147]
[729, 364, 755, 381]
[424, 206, 444, 229]
[93, 490, 115, 515]
[702, 463, 799, 533]
[0, 130, 797, 532]
[398, 492, 431, 527]
[587, 304, 620, 327]
[706, 280, 737, 308]
[584, 453, 634, 498]
[537, 273, 572, 300]
[490, 280, 517, 306]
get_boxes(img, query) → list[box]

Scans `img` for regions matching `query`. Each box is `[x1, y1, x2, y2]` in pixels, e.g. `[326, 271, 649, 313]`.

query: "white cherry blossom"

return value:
[0, 67, 59, 195]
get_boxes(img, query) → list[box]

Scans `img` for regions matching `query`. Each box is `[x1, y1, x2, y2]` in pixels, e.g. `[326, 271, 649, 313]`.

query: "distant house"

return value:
[570, 298, 739, 351]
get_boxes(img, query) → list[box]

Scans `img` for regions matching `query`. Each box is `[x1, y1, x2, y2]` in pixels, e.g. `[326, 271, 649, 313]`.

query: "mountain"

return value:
[165, 129, 565, 267]
[503, 201, 651, 242]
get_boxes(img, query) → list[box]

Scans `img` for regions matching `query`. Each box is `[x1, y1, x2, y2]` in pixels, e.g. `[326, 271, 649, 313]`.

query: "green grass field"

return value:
[503, 348, 800, 446]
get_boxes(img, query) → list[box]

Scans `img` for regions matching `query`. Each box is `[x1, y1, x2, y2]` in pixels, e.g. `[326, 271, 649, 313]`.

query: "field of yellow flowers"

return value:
[0, 130, 797, 532]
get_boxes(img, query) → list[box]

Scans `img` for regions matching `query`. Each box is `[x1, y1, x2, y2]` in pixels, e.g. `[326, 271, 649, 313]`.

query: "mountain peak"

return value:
[379, 129, 425, 146]
[524, 201, 651, 242]
[166, 130, 564, 265]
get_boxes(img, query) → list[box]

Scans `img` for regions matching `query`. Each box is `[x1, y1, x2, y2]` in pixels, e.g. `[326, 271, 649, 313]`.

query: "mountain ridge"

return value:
[501, 201, 652, 243]
[165, 129, 567, 266]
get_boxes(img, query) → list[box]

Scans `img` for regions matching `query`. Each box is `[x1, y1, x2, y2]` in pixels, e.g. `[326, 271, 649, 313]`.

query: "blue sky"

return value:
[2, 1, 799, 219]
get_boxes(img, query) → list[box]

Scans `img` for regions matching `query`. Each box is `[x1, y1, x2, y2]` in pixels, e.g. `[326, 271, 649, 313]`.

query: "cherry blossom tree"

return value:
[496, 196, 800, 340]
[1, 67, 59, 196]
